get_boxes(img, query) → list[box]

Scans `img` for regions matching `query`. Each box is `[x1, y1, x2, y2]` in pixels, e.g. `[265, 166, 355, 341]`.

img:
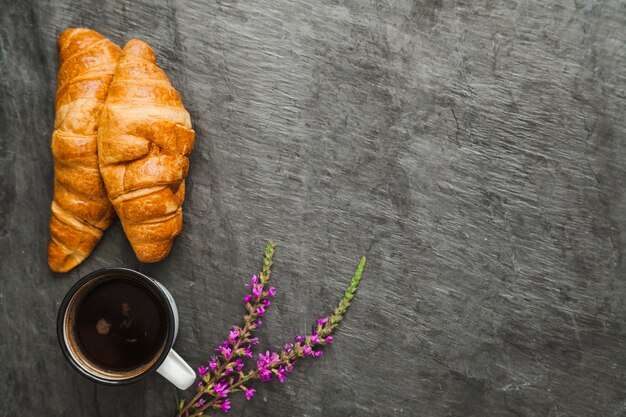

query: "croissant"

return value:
[48, 28, 121, 272]
[98, 39, 195, 263]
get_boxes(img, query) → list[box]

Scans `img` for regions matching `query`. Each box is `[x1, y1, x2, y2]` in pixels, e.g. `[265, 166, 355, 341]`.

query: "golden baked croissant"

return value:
[98, 39, 195, 263]
[48, 28, 121, 272]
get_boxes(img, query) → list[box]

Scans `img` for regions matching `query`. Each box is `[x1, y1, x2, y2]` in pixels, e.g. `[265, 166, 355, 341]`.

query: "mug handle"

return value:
[156, 349, 196, 390]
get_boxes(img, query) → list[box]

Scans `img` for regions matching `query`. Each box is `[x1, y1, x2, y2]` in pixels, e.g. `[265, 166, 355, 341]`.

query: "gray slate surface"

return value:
[1, 0, 626, 416]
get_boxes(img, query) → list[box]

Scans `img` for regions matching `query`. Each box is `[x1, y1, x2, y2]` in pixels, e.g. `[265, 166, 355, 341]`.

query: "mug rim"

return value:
[57, 267, 177, 386]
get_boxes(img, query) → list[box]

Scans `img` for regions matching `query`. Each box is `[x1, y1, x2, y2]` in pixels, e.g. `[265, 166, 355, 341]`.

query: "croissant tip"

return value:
[48, 264, 74, 274]
[132, 240, 174, 263]
[125, 38, 149, 47]
[122, 39, 156, 62]
[48, 241, 79, 273]
[58, 27, 98, 42]
[57, 28, 119, 59]
[59, 27, 82, 38]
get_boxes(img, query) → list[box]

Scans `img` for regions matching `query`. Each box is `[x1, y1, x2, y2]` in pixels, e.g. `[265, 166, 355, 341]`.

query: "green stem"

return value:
[328, 256, 366, 329]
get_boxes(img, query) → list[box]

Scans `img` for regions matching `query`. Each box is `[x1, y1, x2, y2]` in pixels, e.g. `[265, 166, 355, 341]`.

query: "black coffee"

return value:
[74, 278, 166, 372]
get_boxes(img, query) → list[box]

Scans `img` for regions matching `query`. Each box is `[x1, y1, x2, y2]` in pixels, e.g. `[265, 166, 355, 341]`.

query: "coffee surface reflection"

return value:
[74, 279, 166, 372]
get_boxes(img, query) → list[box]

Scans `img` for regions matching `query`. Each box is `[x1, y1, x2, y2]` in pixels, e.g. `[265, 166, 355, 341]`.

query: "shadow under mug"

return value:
[57, 267, 196, 390]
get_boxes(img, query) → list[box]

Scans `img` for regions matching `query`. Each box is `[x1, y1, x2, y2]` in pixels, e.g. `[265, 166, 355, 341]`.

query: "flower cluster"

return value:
[176, 241, 365, 417]
[253, 316, 336, 386]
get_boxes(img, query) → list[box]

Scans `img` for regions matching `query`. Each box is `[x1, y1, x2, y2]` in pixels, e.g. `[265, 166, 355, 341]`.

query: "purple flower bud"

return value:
[243, 294, 252, 303]
[209, 355, 219, 371]
[251, 274, 258, 285]
[259, 368, 272, 381]
[294, 335, 305, 343]
[245, 388, 256, 400]
[255, 319, 263, 329]
[257, 350, 281, 368]
[218, 346, 232, 359]
[252, 284, 263, 299]
[325, 336, 334, 344]
[310, 333, 319, 343]
[256, 306, 266, 316]
[214, 380, 230, 398]
[198, 366, 209, 377]
[235, 358, 244, 371]
[244, 345, 253, 358]
[313, 350, 324, 358]
[249, 337, 259, 345]
[302, 345, 313, 356]
[284, 343, 293, 352]
[257, 350, 269, 363]
[195, 398, 206, 408]
[220, 399, 231, 413]
[198, 381, 204, 388]
[276, 367, 288, 383]
[229, 328, 239, 341]
[317, 317, 329, 326]
[268, 287, 277, 297]
[262, 298, 271, 307]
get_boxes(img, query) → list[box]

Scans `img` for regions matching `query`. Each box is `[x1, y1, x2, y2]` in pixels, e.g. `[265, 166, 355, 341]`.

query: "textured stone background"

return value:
[1, 0, 626, 416]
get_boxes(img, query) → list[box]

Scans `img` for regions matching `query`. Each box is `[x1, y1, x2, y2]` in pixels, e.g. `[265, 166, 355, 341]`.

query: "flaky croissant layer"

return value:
[98, 39, 195, 263]
[48, 28, 120, 273]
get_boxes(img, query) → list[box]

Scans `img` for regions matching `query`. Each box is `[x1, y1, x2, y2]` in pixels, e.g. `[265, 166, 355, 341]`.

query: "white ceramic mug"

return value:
[57, 268, 196, 390]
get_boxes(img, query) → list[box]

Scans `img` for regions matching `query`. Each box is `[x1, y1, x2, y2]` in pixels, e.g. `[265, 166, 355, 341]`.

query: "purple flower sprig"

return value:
[177, 241, 276, 417]
[249, 255, 366, 386]
[177, 242, 366, 417]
